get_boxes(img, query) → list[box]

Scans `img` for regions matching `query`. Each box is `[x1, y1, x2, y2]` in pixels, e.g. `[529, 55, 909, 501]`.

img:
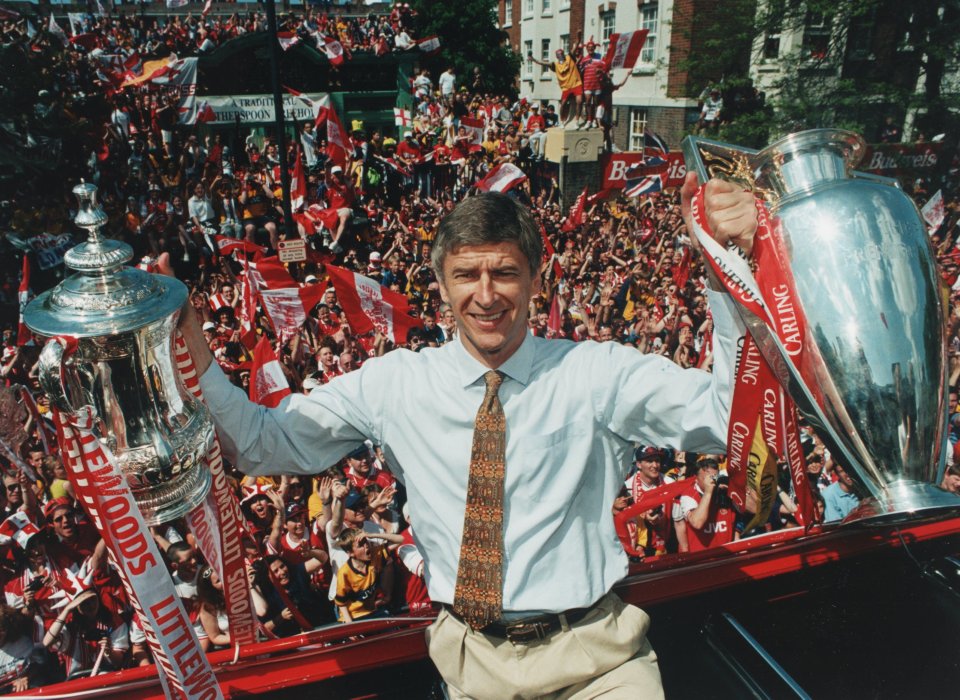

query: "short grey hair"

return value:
[431, 193, 542, 280]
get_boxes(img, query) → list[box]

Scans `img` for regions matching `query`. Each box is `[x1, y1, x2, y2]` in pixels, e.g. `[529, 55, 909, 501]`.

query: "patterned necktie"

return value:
[452, 370, 506, 630]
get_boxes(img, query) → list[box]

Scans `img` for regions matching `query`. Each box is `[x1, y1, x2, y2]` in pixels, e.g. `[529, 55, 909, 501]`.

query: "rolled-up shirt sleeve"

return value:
[198, 359, 384, 477]
[601, 288, 744, 453]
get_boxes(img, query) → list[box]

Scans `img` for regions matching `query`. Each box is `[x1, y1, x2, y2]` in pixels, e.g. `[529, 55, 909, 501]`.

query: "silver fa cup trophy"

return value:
[24, 182, 213, 525]
[683, 129, 958, 521]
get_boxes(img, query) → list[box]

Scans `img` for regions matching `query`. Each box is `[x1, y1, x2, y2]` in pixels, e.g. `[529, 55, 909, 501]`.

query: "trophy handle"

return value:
[37, 339, 85, 417]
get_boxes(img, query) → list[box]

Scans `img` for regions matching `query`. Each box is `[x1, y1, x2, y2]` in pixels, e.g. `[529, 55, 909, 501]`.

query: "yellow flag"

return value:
[742, 415, 779, 534]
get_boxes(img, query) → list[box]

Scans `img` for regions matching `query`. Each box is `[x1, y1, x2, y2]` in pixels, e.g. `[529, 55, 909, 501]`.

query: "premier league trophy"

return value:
[683, 129, 958, 520]
[24, 182, 213, 525]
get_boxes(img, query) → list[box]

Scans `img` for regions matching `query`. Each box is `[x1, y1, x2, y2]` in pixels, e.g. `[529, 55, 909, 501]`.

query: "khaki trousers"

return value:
[426, 592, 664, 700]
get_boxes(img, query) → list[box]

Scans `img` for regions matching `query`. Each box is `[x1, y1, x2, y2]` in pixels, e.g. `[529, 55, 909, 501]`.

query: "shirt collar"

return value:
[454, 331, 535, 388]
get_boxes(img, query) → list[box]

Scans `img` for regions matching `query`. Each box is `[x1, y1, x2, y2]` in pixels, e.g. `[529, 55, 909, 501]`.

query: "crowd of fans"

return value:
[0, 3, 959, 693]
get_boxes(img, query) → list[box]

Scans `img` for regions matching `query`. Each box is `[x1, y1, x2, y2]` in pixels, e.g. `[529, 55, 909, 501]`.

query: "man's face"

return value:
[173, 548, 199, 579]
[27, 451, 43, 472]
[4, 477, 21, 506]
[285, 515, 305, 538]
[318, 347, 336, 369]
[835, 464, 854, 488]
[598, 326, 614, 342]
[638, 458, 661, 482]
[250, 495, 270, 519]
[52, 508, 76, 540]
[348, 453, 374, 476]
[696, 467, 719, 492]
[438, 242, 539, 368]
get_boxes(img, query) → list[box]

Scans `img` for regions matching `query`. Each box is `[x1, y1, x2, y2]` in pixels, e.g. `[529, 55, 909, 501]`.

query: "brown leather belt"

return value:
[443, 603, 596, 644]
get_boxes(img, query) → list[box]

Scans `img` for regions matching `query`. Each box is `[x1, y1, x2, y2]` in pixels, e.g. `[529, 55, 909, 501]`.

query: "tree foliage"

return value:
[409, 0, 521, 97]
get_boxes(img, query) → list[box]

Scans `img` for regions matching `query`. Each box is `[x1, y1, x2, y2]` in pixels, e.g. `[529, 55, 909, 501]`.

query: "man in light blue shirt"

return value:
[173, 173, 758, 699]
[822, 462, 860, 522]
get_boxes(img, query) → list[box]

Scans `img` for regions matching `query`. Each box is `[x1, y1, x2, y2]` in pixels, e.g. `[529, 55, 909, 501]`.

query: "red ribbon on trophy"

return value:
[689, 188, 816, 530]
[50, 332, 259, 698]
[51, 334, 221, 700]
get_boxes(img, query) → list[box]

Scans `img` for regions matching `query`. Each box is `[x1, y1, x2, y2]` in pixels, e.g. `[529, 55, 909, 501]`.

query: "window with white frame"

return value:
[504, 0, 512, 26]
[639, 5, 658, 65]
[560, 34, 570, 54]
[803, 11, 831, 60]
[525, 0, 534, 16]
[629, 109, 647, 152]
[524, 40, 534, 76]
[762, 28, 781, 61]
[600, 10, 616, 53]
[543, 0, 551, 14]
[541, 38, 551, 75]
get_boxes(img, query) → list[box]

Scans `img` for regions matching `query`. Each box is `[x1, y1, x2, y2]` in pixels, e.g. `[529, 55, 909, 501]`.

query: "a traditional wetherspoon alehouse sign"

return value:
[201, 93, 327, 125]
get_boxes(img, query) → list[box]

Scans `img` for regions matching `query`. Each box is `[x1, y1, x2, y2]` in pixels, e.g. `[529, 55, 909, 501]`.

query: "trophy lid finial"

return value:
[64, 180, 132, 273]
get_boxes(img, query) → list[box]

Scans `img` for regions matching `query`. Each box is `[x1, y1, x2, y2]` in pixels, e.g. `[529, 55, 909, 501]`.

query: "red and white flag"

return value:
[208, 292, 232, 313]
[245, 256, 297, 291]
[277, 31, 300, 52]
[195, 100, 216, 124]
[17, 255, 31, 346]
[418, 35, 441, 53]
[602, 30, 649, 71]
[321, 37, 345, 66]
[249, 337, 291, 408]
[291, 147, 307, 212]
[561, 186, 588, 232]
[47, 15, 69, 47]
[201, 0, 213, 16]
[213, 235, 266, 258]
[461, 116, 485, 145]
[922, 189, 945, 232]
[394, 107, 413, 128]
[316, 100, 350, 167]
[475, 163, 527, 194]
[258, 286, 326, 343]
[293, 204, 340, 236]
[282, 86, 324, 128]
[239, 272, 257, 350]
[326, 265, 419, 344]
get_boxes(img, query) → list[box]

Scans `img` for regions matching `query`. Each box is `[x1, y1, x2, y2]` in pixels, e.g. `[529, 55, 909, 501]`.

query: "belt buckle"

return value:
[505, 620, 549, 644]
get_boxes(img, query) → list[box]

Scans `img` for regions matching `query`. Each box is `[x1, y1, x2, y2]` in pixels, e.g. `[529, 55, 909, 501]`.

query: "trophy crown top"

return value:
[23, 180, 187, 340]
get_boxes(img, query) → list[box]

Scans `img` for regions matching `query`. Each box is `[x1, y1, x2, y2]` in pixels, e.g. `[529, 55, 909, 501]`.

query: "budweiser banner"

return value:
[601, 152, 687, 190]
[860, 142, 942, 175]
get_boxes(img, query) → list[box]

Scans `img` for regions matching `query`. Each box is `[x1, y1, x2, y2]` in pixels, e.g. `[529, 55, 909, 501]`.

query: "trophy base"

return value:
[842, 481, 960, 525]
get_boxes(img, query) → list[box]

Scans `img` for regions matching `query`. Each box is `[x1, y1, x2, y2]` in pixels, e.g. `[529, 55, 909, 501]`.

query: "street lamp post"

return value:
[263, 0, 296, 240]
